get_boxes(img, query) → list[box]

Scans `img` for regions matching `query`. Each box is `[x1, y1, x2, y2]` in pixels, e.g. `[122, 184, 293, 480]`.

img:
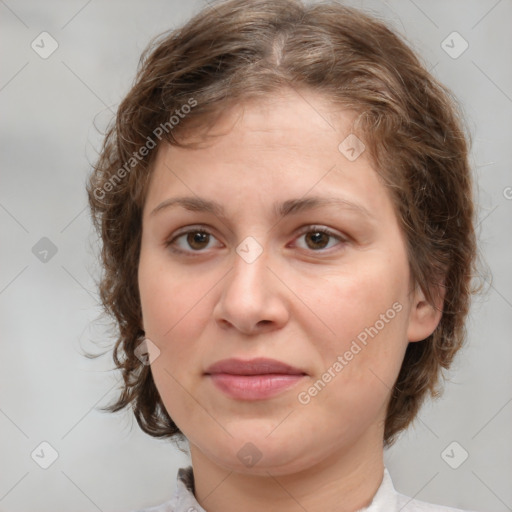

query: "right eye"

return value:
[166, 228, 223, 254]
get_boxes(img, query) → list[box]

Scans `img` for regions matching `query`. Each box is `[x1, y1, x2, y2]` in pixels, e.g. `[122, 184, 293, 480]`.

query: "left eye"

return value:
[294, 228, 343, 251]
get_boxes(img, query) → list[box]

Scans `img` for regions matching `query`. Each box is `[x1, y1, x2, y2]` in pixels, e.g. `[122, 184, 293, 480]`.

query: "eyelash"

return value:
[165, 225, 347, 256]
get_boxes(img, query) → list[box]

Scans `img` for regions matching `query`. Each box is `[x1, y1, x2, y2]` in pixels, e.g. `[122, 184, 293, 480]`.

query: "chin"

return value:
[194, 429, 330, 477]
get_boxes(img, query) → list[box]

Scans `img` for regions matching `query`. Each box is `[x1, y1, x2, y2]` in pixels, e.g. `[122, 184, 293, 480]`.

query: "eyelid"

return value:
[168, 224, 213, 238]
[295, 224, 346, 239]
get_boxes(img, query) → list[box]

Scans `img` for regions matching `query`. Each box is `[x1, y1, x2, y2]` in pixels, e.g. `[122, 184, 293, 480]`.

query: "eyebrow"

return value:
[276, 196, 372, 219]
[150, 196, 224, 217]
[150, 195, 373, 219]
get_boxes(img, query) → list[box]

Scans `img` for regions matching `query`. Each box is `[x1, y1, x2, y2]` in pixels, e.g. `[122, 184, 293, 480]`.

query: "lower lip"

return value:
[207, 373, 306, 400]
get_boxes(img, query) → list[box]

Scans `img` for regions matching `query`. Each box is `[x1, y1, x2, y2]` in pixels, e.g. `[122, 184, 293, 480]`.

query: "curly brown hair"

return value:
[87, 0, 477, 447]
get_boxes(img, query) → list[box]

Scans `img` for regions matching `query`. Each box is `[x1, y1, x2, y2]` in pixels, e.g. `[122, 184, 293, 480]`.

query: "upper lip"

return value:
[205, 358, 306, 376]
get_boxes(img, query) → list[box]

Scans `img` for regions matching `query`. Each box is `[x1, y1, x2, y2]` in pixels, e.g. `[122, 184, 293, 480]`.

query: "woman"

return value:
[87, 1, 478, 510]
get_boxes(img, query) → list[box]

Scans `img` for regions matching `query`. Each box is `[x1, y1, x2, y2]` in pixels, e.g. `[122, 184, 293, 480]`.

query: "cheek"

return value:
[138, 258, 217, 427]
[295, 254, 410, 400]
[304, 256, 409, 346]
[138, 252, 214, 342]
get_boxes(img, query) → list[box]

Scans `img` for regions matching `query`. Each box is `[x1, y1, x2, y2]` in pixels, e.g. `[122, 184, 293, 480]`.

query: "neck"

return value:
[189, 428, 384, 512]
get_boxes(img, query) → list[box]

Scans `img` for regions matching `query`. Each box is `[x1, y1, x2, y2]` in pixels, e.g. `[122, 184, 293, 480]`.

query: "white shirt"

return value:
[133, 466, 476, 512]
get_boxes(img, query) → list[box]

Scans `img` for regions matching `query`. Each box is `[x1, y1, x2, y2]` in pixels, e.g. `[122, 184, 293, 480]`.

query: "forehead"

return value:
[143, 89, 393, 221]
[177, 88, 358, 153]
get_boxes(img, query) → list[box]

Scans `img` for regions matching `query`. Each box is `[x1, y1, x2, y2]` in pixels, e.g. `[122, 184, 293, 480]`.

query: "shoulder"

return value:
[129, 499, 177, 512]
[396, 491, 478, 512]
[130, 466, 205, 512]
[366, 467, 478, 512]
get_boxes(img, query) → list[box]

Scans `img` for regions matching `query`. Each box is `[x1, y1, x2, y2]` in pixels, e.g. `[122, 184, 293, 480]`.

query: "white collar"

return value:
[138, 465, 471, 512]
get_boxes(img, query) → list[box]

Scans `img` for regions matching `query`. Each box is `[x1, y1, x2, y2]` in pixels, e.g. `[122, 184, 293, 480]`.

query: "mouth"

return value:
[204, 357, 307, 400]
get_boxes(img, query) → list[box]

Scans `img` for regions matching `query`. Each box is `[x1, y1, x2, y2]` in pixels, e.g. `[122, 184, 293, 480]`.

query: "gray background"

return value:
[1, 0, 511, 511]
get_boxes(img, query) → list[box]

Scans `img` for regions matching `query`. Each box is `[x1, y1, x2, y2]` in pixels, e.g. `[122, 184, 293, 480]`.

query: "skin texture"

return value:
[138, 88, 443, 512]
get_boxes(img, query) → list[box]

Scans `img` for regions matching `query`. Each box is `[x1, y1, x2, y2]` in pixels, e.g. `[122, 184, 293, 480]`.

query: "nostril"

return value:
[217, 318, 233, 329]
[256, 319, 272, 327]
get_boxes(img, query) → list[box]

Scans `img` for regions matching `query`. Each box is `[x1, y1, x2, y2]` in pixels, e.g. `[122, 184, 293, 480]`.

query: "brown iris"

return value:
[305, 231, 330, 250]
[187, 231, 210, 250]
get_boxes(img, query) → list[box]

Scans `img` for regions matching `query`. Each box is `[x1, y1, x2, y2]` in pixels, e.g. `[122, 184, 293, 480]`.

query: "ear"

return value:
[407, 281, 445, 342]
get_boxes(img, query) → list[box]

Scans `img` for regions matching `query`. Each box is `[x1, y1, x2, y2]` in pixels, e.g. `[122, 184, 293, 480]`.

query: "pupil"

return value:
[188, 231, 209, 249]
[307, 231, 328, 249]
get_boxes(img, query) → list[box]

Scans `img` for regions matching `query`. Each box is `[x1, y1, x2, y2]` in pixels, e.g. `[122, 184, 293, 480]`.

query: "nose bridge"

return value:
[214, 241, 289, 332]
[227, 245, 269, 302]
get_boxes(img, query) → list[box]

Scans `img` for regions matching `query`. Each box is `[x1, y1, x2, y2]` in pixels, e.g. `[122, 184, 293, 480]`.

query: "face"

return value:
[138, 88, 438, 475]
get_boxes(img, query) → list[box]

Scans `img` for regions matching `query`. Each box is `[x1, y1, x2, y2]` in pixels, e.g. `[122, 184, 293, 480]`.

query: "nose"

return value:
[213, 248, 290, 335]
